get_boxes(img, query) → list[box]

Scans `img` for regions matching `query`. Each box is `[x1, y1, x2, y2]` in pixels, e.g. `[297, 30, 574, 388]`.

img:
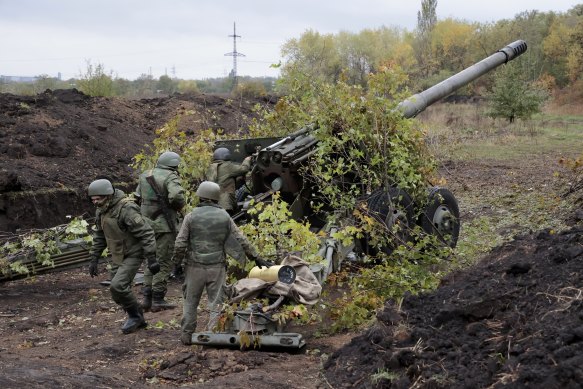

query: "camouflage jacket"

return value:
[90, 189, 156, 264]
[173, 202, 258, 265]
[135, 166, 186, 233]
[205, 159, 251, 211]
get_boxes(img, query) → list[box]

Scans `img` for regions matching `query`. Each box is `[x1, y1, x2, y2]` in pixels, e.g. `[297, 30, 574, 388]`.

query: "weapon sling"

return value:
[145, 175, 177, 234]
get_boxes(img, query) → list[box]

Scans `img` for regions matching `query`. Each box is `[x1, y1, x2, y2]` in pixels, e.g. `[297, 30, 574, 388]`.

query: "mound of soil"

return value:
[323, 226, 583, 388]
[0, 89, 275, 231]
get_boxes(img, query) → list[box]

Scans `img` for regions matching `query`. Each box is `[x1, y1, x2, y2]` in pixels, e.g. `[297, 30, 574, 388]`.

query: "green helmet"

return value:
[213, 147, 231, 161]
[196, 181, 220, 202]
[157, 151, 180, 168]
[88, 179, 114, 196]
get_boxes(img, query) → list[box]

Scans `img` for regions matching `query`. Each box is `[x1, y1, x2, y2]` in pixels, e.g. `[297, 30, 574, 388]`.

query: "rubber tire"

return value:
[360, 187, 415, 256]
[419, 187, 460, 248]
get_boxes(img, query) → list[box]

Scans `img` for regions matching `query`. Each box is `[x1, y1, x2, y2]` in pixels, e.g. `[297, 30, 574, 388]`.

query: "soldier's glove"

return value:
[255, 257, 274, 269]
[146, 256, 161, 275]
[88, 257, 99, 278]
[169, 262, 184, 279]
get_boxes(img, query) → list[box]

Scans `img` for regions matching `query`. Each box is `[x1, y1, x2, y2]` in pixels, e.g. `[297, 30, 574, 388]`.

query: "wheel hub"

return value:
[433, 206, 455, 237]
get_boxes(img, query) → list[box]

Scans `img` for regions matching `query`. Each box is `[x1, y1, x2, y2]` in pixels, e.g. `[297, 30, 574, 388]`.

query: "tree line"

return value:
[1, 1, 581, 104]
[0, 63, 277, 98]
[279, 1, 582, 96]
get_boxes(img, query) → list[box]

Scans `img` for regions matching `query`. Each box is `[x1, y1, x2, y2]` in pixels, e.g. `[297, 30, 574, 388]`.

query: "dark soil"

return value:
[324, 227, 583, 388]
[0, 90, 582, 388]
[0, 89, 275, 232]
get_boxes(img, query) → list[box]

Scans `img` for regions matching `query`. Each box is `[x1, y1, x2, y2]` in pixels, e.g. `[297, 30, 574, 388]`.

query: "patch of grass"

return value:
[420, 103, 580, 268]
[454, 186, 574, 267]
[370, 368, 400, 385]
[421, 103, 583, 161]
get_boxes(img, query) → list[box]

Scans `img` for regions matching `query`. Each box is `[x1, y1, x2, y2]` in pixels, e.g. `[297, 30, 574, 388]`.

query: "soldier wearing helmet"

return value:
[87, 178, 159, 334]
[173, 181, 271, 345]
[205, 147, 252, 215]
[135, 151, 186, 312]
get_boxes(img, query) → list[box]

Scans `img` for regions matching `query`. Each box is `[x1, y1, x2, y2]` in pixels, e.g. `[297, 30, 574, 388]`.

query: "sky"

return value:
[0, 0, 580, 81]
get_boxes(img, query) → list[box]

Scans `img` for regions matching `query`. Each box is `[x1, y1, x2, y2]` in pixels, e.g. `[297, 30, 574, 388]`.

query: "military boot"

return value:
[140, 286, 152, 312]
[121, 304, 147, 334]
[180, 332, 193, 346]
[151, 290, 177, 312]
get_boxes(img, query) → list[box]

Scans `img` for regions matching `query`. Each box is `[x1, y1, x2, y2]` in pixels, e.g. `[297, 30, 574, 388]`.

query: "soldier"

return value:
[87, 178, 160, 334]
[173, 181, 271, 345]
[205, 147, 252, 215]
[135, 151, 186, 312]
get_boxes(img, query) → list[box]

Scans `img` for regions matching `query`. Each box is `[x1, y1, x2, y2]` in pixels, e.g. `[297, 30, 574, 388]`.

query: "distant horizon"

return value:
[1, 0, 580, 80]
[0, 73, 279, 83]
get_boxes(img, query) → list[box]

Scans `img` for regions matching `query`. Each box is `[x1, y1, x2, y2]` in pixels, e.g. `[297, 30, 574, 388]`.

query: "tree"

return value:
[279, 27, 412, 91]
[417, 0, 437, 35]
[414, 0, 438, 77]
[177, 80, 199, 94]
[280, 30, 342, 89]
[487, 62, 548, 123]
[543, 8, 583, 86]
[157, 75, 178, 95]
[134, 74, 156, 97]
[34, 74, 60, 92]
[112, 77, 132, 96]
[430, 19, 475, 71]
[77, 60, 114, 97]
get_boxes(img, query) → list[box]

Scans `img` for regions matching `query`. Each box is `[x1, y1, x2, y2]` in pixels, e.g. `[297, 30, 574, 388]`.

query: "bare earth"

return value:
[1, 90, 582, 388]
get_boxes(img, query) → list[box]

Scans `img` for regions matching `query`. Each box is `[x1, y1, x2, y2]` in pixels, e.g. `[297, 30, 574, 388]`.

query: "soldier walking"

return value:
[87, 178, 160, 334]
[135, 151, 186, 312]
[173, 181, 271, 345]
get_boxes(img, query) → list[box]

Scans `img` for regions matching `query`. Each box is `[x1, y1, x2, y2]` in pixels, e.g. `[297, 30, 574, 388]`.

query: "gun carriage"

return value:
[194, 40, 528, 349]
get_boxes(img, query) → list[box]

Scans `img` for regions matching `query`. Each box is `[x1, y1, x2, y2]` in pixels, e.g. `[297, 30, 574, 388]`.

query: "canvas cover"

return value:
[229, 254, 322, 305]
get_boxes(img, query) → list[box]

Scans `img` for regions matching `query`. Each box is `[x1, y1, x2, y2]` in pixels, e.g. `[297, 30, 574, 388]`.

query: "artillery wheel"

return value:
[360, 187, 415, 255]
[419, 187, 460, 248]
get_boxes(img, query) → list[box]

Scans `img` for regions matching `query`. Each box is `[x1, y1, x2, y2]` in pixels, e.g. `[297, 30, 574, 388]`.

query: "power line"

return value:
[224, 22, 245, 86]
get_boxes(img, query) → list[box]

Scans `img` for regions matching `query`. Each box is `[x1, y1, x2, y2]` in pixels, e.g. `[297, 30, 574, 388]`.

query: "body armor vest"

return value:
[188, 205, 231, 265]
[100, 197, 140, 264]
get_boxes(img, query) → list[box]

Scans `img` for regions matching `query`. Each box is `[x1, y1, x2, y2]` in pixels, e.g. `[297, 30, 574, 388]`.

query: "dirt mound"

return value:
[323, 226, 583, 388]
[0, 89, 275, 231]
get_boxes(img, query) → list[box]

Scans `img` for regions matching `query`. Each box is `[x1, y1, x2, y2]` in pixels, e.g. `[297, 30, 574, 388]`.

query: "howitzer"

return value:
[190, 41, 528, 350]
[221, 40, 527, 263]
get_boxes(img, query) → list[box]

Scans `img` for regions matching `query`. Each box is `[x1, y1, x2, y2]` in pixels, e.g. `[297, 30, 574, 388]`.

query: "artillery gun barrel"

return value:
[397, 40, 528, 118]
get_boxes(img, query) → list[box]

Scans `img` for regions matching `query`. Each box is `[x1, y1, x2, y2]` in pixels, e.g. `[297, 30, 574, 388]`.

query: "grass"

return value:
[419, 102, 583, 267]
[421, 104, 583, 161]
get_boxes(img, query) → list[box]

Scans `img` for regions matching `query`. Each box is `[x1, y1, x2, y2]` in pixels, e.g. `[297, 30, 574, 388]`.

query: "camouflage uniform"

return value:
[173, 201, 258, 341]
[136, 166, 186, 309]
[205, 158, 251, 213]
[90, 189, 157, 311]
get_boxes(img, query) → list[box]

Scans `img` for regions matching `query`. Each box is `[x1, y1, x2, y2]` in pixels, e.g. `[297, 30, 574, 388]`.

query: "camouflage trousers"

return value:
[109, 256, 143, 310]
[143, 232, 177, 294]
[181, 263, 226, 336]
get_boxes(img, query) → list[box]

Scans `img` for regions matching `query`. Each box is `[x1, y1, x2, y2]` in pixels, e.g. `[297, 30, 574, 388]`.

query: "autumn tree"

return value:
[279, 27, 413, 91]
[543, 6, 583, 86]
[280, 30, 342, 89]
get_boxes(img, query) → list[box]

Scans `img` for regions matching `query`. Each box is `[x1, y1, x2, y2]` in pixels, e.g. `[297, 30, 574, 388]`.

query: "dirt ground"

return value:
[0, 89, 275, 232]
[1, 90, 582, 388]
[0, 270, 352, 389]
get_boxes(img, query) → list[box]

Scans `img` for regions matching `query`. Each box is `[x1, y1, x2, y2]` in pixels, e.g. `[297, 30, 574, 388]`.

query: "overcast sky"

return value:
[0, 0, 580, 80]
